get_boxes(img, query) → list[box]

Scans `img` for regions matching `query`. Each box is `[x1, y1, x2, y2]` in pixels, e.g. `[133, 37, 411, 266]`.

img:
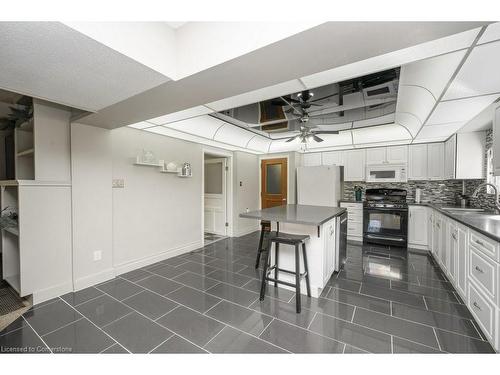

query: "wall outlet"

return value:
[246, 208, 249, 213]
[112, 179, 125, 188]
[93, 251, 102, 261]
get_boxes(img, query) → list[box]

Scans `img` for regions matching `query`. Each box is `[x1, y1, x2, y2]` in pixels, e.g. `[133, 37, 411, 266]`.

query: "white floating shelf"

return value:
[177, 172, 193, 178]
[134, 161, 163, 167]
[160, 168, 178, 174]
[17, 148, 34, 157]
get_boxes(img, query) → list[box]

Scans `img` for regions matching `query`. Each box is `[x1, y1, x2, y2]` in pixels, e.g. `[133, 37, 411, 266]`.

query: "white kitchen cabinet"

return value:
[432, 213, 442, 265]
[340, 202, 363, 242]
[343, 150, 366, 181]
[428, 210, 434, 255]
[365, 146, 407, 165]
[455, 132, 486, 179]
[408, 144, 428, 180]
[366, 148, 387, 164]
[387, 146, 408, 163]
[447, 220, 457, 283]
[455, 224, 468, 300]
[440, 215, 448, 271]
[303, 153, 322, 166]
[322, 219, 337, 285]
[408, 206, 428, 248]
[427, 143, 445, 180]
[494, 104, 500, 176]
[322, 151, 343, 166]
[444, 135, 456, 180]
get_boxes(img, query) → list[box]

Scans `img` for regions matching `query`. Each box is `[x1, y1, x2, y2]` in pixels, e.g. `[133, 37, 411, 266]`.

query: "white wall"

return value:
[111, 127, 203, 274]
[71, 123, 114, 289]
[232, 151, 260, 236]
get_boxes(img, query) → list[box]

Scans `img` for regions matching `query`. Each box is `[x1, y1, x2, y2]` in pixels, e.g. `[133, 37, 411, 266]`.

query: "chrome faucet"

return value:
[472, 182, 500, 214]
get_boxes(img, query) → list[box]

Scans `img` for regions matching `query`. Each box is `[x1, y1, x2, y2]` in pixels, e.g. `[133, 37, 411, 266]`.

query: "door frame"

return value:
[204, 157, 227, 236]
[258, 154, 290, 209]
[201, 148, 233, 245]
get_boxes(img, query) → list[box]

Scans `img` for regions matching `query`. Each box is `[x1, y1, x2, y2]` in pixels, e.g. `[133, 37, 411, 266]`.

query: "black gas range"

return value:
[363, 188, 408, 248]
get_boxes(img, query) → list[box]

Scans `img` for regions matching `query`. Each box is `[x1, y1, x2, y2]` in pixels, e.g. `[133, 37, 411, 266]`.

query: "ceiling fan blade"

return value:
[312, 135, 324, 142]
[280, 97, 302, 116]
[310, 93, 339, 102]
[286, 134, 299, 142]
[313, 130, 339, 135]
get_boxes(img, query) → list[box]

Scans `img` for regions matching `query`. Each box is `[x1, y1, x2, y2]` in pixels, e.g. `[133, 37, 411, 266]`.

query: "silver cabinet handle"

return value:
[475, 239, 484, 247]
[452, 233, 457, 240]
[475, 266, 484, 274]
[473, 302, 481, 311]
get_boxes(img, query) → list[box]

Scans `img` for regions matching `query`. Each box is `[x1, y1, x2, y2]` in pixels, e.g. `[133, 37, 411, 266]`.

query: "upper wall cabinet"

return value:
[322, 151, 343, 166]
[445, 132, 485, 179]
[366, 146, 408, 165]
[408, 144, 428, 180]
[344, 149, 366, 181]
[494, 105, 500, 176]
[302, 153, 322, 167]
[427, 143, 445, 180]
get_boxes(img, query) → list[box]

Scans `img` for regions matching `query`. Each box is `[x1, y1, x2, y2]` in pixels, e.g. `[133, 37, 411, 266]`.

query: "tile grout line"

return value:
[422, 296, 429, 311]
[391, 335, 394, 354]
[350, 307, 357, 323]
[201, 325, 227, 350]
[432, 327, 443, 352]
[101, 311, 135, 329]
[258, 318, 275, 337]
[99, 342, 119, 354]
[21, 315, 53, 353]
[306, 312, 317, 330]
[40, 316, 85, 338]
[146, 332, 176, 354]
[57, 297, 131, 354]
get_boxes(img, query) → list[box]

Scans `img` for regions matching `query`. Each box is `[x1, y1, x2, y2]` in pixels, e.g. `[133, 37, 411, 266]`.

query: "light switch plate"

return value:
[112, 179, 125, 188]
[93, 251, 102, 261]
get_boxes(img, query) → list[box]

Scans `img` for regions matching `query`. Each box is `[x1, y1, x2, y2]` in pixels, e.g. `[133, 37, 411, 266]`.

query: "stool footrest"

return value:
[264, 277, 297, 289]
[266, 266, 308, 278]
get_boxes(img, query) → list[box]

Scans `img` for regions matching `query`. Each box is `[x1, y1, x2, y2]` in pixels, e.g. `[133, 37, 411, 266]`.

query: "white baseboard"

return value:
[32, 281, 74, 305]
[233, 225, 260, 237]
[114, 240, 203, 276]
[73, 267, 116, 292]
[408, 243, 429, 251]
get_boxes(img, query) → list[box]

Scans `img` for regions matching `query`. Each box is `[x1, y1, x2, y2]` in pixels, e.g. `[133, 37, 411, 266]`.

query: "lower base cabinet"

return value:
[427, 207, 500, 352]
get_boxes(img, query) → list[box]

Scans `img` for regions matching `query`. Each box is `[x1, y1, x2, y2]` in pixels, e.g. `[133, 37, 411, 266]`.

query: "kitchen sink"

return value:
[441, 207, 485, 214]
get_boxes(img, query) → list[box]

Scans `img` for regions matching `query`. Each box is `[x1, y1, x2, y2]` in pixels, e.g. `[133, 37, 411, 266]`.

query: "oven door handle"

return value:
[364, 207, 408, 212]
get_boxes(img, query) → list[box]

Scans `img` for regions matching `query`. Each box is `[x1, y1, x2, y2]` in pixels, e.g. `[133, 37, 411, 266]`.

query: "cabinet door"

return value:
[455, 225, 468, 299]
[444, 135, 456, 179]
[440, 216, 448, 271]
[448, 221, 457, 283]
[408, 144, 428, 180]
[344, 150, 366, 181]
[386, 146, 408, 164]
[427, 143, 445, 180]
[433, 214, 442, 262]
[366, 147, 386, 164]
[303, 153, 322, 166]
[408, 206, 428, 246]
[322, 151, 343, 166]
[494, 105, 500, 176]
[428, 210, 434, 253]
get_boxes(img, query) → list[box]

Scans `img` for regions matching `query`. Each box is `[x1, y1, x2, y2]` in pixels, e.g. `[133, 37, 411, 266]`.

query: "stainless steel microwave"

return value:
[366, 164, 407, 183]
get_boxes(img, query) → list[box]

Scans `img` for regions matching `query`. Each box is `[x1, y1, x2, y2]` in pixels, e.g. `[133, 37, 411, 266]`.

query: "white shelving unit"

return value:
[134, 157, 193, 178]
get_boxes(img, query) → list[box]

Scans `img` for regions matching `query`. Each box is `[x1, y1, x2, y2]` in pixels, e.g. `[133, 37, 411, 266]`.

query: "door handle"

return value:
[475, 266, 484, 274]
[473, 302, 482, 311]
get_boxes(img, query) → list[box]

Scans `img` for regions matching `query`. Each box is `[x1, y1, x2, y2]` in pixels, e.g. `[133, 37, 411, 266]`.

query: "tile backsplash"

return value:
[343, 180, 465, 205]
[343, 129, 499, 210]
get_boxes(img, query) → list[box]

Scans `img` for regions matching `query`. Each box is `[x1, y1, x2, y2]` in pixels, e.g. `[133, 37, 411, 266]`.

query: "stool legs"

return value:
[302, 243, 311, 297]
[295, 244, 301, 313]
[259, 241, 272, 301]
[274, 243, 279, 287]
[255, 229, 265, 269]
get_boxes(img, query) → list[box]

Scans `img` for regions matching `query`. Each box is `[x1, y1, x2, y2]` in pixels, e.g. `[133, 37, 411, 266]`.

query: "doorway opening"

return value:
[203, 153, 229, 245]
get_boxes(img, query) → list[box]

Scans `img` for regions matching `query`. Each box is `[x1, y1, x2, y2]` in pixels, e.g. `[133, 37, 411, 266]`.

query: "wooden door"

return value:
[204, 158, 227, 235]
[261, 158, 287, 209]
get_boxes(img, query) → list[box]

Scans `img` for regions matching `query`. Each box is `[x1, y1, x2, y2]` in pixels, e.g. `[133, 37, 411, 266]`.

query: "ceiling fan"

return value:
[285, 124, 339, 143]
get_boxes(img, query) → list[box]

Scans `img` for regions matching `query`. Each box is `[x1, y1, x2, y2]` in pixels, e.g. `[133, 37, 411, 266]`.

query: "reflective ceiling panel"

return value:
[210, 68, 400, 137]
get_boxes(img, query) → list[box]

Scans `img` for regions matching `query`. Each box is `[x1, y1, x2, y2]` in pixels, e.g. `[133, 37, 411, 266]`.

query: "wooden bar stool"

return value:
[255, 221, 271, 269]
[259, 231, 311, 313]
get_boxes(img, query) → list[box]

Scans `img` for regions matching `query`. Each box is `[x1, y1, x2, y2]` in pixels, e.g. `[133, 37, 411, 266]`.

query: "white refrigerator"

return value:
[297, 165, 343, 207]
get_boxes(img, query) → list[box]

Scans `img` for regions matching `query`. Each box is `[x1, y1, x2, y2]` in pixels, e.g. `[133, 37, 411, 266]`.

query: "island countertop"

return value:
[239, 204, 346, 226]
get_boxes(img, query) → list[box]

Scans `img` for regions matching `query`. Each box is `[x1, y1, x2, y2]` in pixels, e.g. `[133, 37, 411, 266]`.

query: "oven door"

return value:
[363, 207, 408, 247]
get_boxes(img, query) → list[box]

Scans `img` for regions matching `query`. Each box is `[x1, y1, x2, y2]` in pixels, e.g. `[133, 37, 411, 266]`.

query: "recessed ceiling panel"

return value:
[148, 105, 214, 125]
[165, 115, 224, 139]
[395, 112, 422, 137]
[0, 22, 169, 112]
[215, 124, 255, 148]
[352, 124, 411, 145]
[415, 122, 464, 140]
[395, 85, 436, 123]
[399, 49, 466, 99]
[268, 139, 299, 153]
[353, 113, 395, 128]
[443, 41, 500, 100]
[206, 80, 305, 112]
[478, 22, 500, 44]
[305, 132, 353, 150]
[128, 121, 155, 129]
[427, 94, 499, 125]
[246, 136, 272, 153]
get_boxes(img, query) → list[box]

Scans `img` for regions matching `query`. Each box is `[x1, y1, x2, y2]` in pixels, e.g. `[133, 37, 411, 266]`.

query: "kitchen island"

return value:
[240, 204, 347, 297]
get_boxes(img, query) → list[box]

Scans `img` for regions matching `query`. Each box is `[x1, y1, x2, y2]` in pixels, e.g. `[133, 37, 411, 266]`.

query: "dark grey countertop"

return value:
[240, 204, 346, 226]
[409, 203, 500, 242]
[339, 200, 363, 204]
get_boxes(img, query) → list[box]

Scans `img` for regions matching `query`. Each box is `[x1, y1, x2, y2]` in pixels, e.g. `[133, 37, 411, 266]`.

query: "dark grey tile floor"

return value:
[0, 232, 496, 354]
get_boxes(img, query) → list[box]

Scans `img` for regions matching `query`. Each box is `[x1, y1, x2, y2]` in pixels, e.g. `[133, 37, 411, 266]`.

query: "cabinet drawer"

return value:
[469, 247, 498, 304]
[469, 231, 499, 262]
[340, 202, 363, 210]
[347, 212, 363, 223]
[347, 221, 363, 235]
[468, 282, 496, 341]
